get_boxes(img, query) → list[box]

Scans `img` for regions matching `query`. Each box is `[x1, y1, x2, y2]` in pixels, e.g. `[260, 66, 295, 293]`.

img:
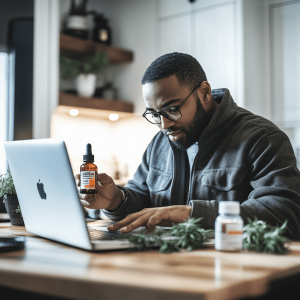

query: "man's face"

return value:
[142, 75, 209, 150]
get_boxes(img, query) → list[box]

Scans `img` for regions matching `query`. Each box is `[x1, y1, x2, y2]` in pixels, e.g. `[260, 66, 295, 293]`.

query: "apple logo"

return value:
[37, 179, 47, 200]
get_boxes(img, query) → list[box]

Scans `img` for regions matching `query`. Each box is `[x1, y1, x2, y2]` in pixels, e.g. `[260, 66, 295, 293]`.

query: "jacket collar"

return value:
[197, 88, 238, 143]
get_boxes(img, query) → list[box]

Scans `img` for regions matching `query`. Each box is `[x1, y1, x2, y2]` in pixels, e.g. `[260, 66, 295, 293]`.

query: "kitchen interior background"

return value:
[0, 0, 300, 182]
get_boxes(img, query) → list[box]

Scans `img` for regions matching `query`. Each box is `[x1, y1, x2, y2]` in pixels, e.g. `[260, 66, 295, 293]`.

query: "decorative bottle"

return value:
[80, 143, 98, 194]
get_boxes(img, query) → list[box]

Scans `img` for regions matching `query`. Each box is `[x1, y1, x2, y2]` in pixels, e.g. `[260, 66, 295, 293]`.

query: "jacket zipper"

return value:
[187, 145, 201, 203]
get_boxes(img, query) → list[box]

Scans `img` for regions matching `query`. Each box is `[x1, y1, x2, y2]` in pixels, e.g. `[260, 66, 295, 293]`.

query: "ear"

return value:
[197, 81, 213, 111]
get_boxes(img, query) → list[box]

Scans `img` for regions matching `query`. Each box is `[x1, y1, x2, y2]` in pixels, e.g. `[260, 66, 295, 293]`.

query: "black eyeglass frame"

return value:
[142, 82, 202, 125]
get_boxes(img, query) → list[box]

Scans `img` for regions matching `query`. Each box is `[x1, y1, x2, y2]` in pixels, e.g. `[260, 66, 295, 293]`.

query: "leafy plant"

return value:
[169, 218, 213, 251]
[120, 218, 213, 253]
[243, 218, 289, 254]
[60, 52, 108, 79]
[0, 170, 16, 199]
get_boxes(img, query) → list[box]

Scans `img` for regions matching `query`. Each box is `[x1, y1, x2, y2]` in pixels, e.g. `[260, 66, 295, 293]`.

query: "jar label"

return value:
[215, 223, 243, 250]
[80, 171, 96, 189]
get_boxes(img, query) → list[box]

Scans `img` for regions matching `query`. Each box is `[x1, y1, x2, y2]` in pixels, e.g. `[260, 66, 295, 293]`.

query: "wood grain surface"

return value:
[0, 222, 300, 300]
[60, 34, 133, 64]
[59, 92, 134, 113]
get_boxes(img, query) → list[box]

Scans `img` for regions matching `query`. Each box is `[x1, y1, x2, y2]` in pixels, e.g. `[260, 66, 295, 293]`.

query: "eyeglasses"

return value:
[142, 82, 202, 125]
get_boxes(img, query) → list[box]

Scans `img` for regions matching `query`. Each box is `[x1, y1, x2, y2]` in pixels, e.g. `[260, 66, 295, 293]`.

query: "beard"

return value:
[162, 96, 208, 150]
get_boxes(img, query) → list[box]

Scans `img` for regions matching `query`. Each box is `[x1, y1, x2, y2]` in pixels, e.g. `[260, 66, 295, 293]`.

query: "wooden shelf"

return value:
[59, 92, 134, 113]
[60, 34, 133, 64]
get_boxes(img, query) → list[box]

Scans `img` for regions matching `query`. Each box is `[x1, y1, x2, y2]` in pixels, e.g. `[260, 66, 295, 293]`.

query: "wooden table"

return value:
[0, 222, 300, 300]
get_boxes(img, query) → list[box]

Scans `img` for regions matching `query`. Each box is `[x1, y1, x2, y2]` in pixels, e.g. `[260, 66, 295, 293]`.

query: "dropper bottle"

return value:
[80, 143, 98, 194]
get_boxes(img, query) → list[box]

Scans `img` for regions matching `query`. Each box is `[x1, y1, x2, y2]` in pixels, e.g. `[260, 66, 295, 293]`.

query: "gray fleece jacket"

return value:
[104, 88, 300, 238]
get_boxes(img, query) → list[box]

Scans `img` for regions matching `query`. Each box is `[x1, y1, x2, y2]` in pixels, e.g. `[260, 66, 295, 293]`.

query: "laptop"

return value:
[4, 138, 136, 251]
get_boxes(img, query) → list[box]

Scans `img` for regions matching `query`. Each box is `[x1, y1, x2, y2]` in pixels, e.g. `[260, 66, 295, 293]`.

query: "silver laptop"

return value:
[4, 138, 135, 251]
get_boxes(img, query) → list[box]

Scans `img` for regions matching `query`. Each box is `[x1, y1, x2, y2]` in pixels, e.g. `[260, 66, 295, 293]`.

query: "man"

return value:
[75, 52, 300, 238]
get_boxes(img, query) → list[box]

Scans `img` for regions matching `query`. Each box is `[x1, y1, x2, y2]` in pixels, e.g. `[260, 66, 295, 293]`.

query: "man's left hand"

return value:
[107, 205, 192, 233]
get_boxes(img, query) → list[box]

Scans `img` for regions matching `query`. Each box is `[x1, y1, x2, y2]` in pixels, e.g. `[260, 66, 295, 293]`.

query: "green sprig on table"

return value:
[243, 218, 289, 254]
[121, 218, 213, 253]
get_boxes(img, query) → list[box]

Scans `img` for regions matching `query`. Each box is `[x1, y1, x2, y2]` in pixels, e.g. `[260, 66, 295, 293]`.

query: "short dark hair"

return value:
[141, 52, 207, 90]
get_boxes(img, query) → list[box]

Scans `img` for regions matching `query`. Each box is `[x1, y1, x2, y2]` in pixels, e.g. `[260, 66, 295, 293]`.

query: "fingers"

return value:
[75, 174, 80, 187]
[107, 210, 148, 231]
[97, 173, 114, 186]
[146, 211, 166, 232]
[80, 195, 99, 209]
[80, 200, 91, 207]
[78, 192, 95, 201]
[120, 212, 154, 233]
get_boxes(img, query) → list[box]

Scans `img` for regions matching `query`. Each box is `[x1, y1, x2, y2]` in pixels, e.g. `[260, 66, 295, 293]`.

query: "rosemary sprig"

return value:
[243, 218, 289, 254]
[169, 218, 213, 252]
[119, 218, 213, 253]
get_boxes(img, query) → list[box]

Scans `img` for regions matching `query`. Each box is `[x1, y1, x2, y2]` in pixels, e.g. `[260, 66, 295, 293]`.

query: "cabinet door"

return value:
[157, 0, 191, 19]
[192, 0, 231, 11]
[157, 14, 192, 57]
[193, 3, 237, 100]
[271, 2, 300, 126]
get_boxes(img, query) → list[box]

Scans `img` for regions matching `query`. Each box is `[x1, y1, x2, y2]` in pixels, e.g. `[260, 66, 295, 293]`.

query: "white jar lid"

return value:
[219, 201, 240, 215]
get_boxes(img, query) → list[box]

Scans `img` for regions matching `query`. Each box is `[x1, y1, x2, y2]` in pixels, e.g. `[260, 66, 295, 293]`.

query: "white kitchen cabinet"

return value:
[193, 2, 237, 100]
[271, 1, 300, 126]
[157, 14, 192, 57]
[157, 0, 192, 19]
[192, 0, 234, 10]
[157, 1, 239, 102]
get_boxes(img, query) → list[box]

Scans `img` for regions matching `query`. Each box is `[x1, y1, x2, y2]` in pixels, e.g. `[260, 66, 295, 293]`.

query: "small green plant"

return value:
[0, 170, 16, 200]
[60, 52, 108, 79]
[0, 170, 22, 215]
[16, 205, 22, 217]
[120, 218, 213, 253]
[243, 218, 289, 254]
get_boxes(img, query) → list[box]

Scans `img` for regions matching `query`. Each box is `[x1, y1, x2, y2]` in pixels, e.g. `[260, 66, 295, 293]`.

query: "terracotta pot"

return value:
[3, 194, 24, 226]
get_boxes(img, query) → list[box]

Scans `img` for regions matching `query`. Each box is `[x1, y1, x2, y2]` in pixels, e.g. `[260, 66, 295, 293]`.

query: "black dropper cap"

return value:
[83, 143, 94, 162]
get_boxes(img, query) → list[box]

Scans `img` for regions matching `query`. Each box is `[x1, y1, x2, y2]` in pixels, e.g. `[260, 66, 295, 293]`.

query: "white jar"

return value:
[75, 74, 97, 97]
[215, 201, 243, 251]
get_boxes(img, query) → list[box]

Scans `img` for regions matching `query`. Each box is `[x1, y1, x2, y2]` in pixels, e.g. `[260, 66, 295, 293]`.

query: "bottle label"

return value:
[215, 223, 243, 250]
[80, 171, 96, 189]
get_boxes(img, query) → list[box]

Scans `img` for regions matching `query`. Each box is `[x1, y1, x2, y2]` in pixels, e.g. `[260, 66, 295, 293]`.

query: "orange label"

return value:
[85, 179, 95, 188]
[81, 171, 96, 189]
[228, 231, 243, 235]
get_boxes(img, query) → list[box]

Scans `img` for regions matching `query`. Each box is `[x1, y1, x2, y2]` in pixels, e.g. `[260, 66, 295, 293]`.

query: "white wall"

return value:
[104, 0, 157, 114]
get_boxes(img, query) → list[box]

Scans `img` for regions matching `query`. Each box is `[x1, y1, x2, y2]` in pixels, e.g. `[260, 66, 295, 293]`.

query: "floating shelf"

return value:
[59, 92, 134, 114]
[60, 34, 133, 64]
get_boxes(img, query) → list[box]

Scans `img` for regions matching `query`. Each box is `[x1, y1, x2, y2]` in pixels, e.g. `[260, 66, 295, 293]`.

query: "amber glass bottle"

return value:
[80, 144, 98, 194]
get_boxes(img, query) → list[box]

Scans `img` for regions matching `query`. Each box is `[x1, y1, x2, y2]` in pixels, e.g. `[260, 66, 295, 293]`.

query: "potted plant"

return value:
[0, 170, 24, 226]
[60, 52, 108, 97]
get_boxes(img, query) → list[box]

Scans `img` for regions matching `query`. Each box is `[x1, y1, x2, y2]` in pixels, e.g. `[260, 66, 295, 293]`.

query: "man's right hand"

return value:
[75, 173, 123, 211]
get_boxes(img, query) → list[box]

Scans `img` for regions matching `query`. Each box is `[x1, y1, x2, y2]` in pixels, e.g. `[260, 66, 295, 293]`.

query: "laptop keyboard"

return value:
[88, 228, 128, 241]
